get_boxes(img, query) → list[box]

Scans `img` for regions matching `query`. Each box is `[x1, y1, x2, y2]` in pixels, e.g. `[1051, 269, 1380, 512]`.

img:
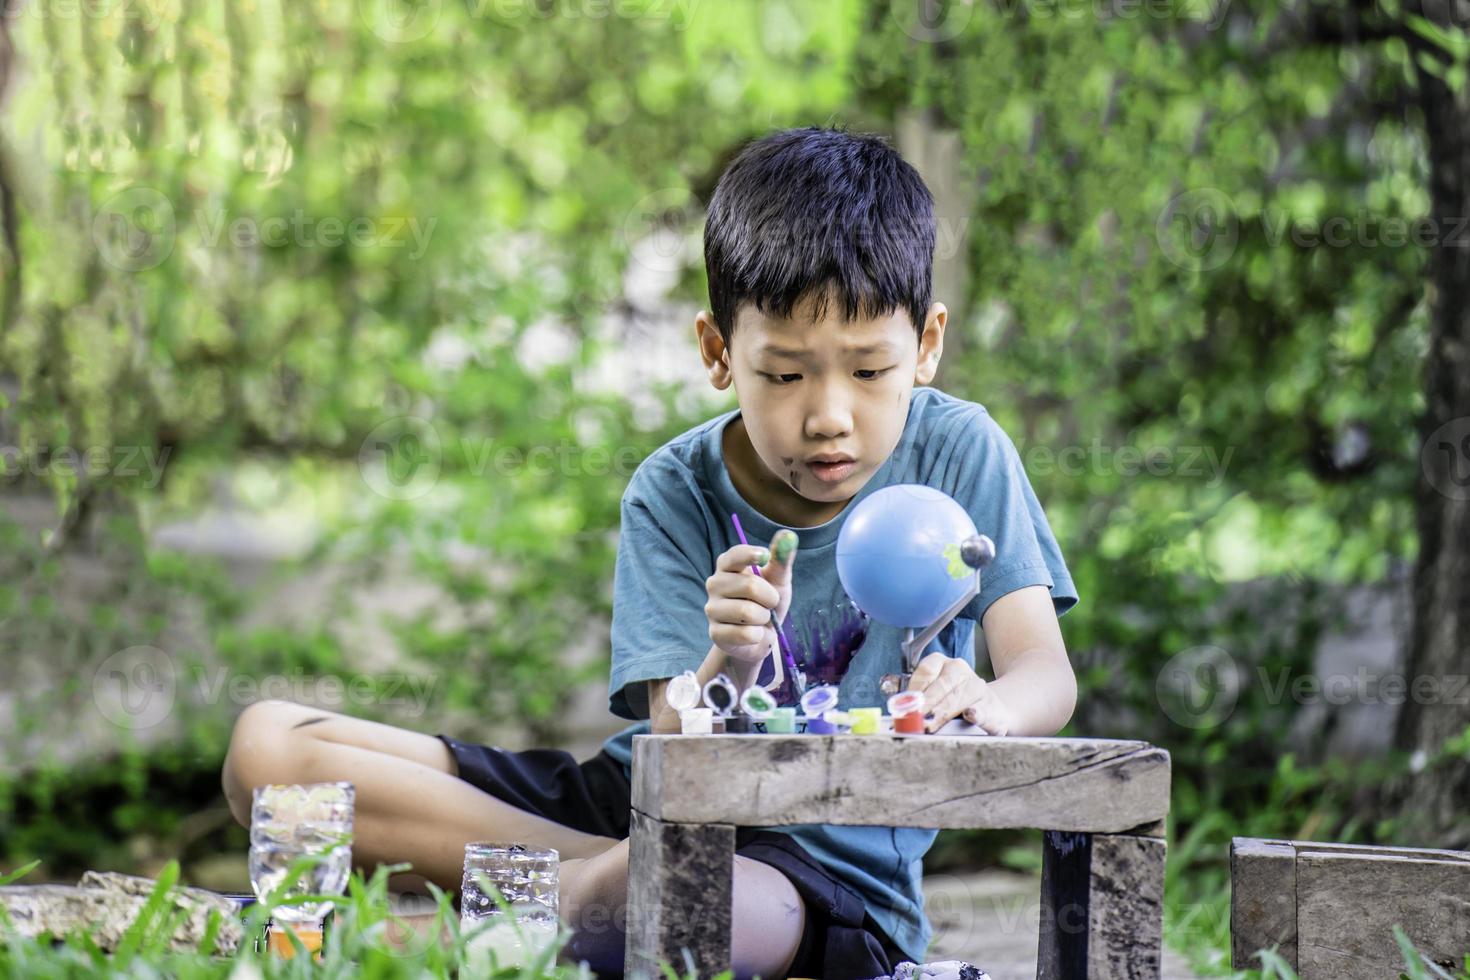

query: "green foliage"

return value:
[0, 851, 744, 978]
[863, 4, 1443, 971]
[0, 0, 1455, 974]
[0, 0, 872, 760]
[1223, 924, 1470, 980]
[1, 848, 1463, 977]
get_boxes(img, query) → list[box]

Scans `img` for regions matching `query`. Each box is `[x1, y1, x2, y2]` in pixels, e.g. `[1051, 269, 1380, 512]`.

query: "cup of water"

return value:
[460, 842, 560, 971]
[248, 782, 354, 935]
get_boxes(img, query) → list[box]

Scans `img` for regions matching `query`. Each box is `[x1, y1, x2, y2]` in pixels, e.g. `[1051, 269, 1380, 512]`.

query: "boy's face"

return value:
[696, 292, 947, 528]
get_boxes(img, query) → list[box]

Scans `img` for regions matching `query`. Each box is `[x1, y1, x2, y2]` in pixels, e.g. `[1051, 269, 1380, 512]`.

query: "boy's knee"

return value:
[221, 699, 317, 825]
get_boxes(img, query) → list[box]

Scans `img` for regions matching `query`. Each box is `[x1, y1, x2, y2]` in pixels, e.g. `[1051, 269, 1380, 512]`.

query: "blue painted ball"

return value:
[836, 484, 982, 628]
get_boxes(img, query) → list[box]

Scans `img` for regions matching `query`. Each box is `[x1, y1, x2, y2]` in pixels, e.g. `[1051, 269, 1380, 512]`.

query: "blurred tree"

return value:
[857, 0, 1465, 845]
[0, 0, 866, 765]
[1380, 0, 1470, 846]
[1, 0, 1466, 885]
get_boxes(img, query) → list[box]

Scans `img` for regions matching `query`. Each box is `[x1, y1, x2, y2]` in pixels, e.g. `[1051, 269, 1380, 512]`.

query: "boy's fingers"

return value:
[707, 571, 780, 607]
[921, 673, 966, 727]
[715, 544, 774, 573]
[959, 700, 1009, 735]
[906, 652, 950, 693]
[759, 530, 800, 588]
[926, 673, 980, 732]
[704, 597, 772, 628]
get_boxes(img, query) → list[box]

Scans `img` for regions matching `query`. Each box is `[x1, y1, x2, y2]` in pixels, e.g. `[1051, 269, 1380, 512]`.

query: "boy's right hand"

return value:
[705, 529, 799, 667]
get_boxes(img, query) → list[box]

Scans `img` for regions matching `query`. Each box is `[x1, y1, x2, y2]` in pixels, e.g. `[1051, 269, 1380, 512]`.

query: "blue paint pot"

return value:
[805, 715, 838, 735]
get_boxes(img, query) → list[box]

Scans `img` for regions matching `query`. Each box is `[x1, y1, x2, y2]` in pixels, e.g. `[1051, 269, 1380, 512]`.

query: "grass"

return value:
[1230, 932, 1470, 980]
[2, 847, 1464, 979]
[0, 851, 732, 980]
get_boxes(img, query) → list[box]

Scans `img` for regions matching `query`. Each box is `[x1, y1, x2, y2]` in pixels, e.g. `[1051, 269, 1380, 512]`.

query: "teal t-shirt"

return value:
[600, 384, 1078, 961]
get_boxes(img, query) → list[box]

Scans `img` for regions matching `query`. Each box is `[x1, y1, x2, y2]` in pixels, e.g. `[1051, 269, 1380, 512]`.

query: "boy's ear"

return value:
[914, 302, 947, 385]
[695, 310, 735, 390]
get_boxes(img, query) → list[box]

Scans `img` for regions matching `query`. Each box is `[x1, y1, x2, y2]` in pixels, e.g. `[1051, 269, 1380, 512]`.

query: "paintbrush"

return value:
[730, 512, 806, 697]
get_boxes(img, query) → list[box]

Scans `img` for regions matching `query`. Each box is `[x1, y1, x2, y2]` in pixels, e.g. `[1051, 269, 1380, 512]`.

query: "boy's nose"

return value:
[804, 392, 853, 439]
[805, 413, 853, 442]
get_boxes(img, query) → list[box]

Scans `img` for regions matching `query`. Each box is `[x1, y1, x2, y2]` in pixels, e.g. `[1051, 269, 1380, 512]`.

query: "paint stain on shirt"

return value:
[757, 598, 871, 705]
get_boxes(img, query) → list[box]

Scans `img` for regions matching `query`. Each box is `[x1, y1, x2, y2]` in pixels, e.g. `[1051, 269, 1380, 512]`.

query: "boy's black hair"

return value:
[703, 127, 936, 348]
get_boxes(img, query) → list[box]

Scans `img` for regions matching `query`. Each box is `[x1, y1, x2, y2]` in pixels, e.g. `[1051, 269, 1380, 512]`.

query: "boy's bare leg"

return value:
[222, 699, 621, 890]
[562, 839, 805, 980]
[222, 700, 804, 977]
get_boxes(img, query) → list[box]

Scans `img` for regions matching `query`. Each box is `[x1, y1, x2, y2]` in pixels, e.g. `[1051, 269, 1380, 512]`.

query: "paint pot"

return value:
[849, 707, 882, 735]
[666, 670, 701, 713]
[888, 690, 926, 734]
[724, 716, 752, 734]
[764, 707, 797, 733]
[805, 714, 839, 735]
[800, 685, 839, 717]
[702, 673, 739, 716]
[680, 708, 713, 735]
[800, 685, 841, 735]
[740, 686, 777, 720]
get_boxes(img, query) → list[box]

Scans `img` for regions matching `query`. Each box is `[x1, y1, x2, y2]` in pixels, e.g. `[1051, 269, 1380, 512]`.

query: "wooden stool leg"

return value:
[1039, 830, 1166, 980]
[624, 809, 735, 980]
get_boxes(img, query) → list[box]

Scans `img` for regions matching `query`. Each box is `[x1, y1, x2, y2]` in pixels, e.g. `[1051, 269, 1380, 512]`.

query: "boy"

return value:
[222, 127, 1078, 979]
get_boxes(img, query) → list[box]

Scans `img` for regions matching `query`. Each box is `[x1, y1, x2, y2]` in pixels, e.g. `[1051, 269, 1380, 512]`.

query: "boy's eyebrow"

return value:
[755, 341, 899, 360]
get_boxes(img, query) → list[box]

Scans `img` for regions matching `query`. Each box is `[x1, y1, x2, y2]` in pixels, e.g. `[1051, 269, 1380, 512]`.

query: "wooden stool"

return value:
[1231, 837, 1470, 976]
[624, 734, 1172, 979]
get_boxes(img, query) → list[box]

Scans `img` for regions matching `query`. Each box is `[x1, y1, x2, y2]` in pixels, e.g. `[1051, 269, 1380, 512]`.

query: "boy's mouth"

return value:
[806, 457, 856, 483]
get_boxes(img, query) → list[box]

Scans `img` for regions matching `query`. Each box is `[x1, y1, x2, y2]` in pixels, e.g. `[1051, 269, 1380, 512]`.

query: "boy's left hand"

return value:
[906, 652, 1014, 735]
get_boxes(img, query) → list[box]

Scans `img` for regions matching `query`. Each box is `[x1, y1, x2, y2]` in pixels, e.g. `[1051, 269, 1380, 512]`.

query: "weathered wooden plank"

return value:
[1230, 838, 1297, 971]
[631, 734, 1170, 832]
[1088, 834, 1165, 979]
[1282, 838, 1470, 863]
[624, 809, 734, 980]
[1038, 832, 1165, 980]
[1296, 851, 1470, 977]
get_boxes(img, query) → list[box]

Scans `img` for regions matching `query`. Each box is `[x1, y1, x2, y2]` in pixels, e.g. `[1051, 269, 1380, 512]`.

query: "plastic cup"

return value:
[805, 715, 838, 735]
[764, 707, 797, 733]
[888, 690, 927, 734]
[680, 708, 713, 734]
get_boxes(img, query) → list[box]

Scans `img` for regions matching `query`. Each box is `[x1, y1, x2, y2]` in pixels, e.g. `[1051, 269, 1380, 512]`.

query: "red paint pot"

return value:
[888, 690, 927, 734]
[893, 711, 926, 734]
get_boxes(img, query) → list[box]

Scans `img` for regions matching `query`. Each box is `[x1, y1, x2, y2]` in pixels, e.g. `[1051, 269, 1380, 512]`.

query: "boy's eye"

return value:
[761, 369, 891, 384]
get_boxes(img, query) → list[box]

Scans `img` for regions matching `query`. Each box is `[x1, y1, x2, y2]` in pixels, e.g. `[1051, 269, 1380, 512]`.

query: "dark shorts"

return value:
[437, 733, 911, 980]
